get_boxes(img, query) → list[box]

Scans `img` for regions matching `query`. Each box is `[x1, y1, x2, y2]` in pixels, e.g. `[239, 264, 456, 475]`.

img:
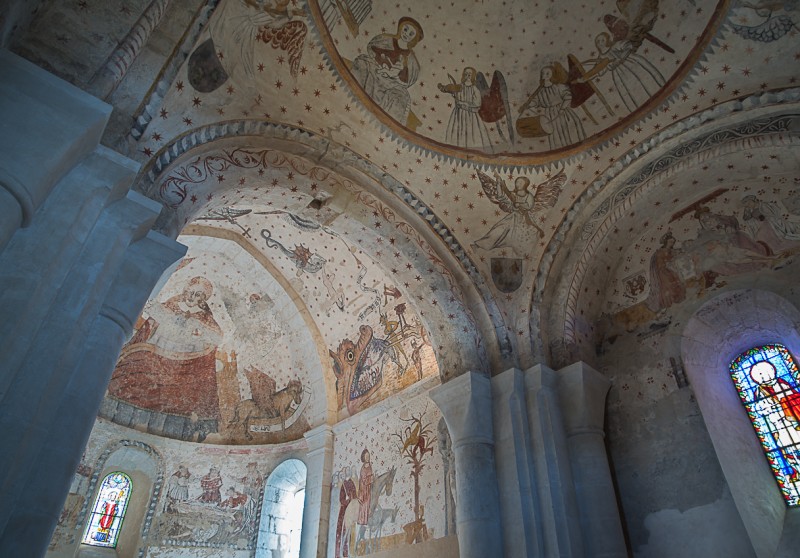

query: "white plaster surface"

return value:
[635, 486, 755, 558]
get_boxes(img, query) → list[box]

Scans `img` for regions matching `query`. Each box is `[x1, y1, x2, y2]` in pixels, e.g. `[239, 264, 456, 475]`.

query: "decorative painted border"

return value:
[305, 0, 732, 166]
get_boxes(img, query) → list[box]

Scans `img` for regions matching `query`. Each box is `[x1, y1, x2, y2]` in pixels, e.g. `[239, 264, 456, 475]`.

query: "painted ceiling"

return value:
[9, 0, 800, 442]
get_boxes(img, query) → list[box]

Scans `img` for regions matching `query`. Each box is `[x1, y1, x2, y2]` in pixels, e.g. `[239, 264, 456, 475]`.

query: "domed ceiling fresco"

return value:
[311, 0, 730, 163]
[13, 0, 798, 439]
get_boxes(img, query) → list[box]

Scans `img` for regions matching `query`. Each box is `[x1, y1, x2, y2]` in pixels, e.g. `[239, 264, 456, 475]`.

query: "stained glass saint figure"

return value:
[82, 472, 131, 547]
[730, 344, 800, 506]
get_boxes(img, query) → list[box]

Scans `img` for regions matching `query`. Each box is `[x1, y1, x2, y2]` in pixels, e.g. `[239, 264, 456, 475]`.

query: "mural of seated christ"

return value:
[107, 276, 223, 423]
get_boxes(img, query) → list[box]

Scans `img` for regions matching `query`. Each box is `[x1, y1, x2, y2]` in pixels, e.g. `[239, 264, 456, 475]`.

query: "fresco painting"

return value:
[190, 0, 308, 94]
[601, 190, 800, 335]
[472, 170, 567, 261]
[330, 396, 446, 557]
[184, 205, 440, 418]
[104, 236, 313, 444]
[157, 461, 262, 549]
[350, 17, 424, 128]
[312, 0, 728, 157]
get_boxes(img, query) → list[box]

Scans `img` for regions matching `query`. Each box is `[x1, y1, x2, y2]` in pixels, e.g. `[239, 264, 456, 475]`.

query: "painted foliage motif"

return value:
[330, 399, 446, 557]
[730, 344, 800, 506]
[311, 0, 729, 158]
[105, 236, 312, 444]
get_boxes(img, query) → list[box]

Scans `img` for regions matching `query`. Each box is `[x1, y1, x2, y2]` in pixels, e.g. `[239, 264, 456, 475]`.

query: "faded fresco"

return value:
[158, 168, 444, 417]
[104, 235, 317, 444]
[228, 208, 438, 418]
[312, 0, 729, 157]
[328, 393, 447, 557]
[600, 189, 800, 336]
[47, 419, 306, 557]
[546, 143, 800, 352]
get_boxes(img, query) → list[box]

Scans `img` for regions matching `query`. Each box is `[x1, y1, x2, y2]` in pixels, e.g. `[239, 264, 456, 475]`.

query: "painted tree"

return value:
[393, 411, 436, 544]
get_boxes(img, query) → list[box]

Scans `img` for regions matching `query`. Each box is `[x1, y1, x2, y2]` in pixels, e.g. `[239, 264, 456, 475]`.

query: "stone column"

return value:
[558, 362, 627, 558]
[0, 50, 110, 252]
[491, 368, 542, 558]
[525, 364, 584, 557]
[0, 180, 173, 555]
[300, 424, 334, 558]
[1, 231, 185, 556]
[430, 371, 503, 558]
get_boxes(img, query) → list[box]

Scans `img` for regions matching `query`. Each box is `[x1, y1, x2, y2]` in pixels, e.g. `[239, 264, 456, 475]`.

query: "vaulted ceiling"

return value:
[6, 0, 799, 442]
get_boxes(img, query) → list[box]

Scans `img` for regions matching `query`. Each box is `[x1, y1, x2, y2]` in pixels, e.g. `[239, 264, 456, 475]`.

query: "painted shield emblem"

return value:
[491, 258, 523, 293]
[187, 37, 229, 93]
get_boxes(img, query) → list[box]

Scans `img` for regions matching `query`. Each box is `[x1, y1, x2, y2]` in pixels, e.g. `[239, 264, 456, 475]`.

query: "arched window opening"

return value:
[730, 343, 800, 506]
[81, 471, 132, 547]
[256, 459, 307, 558]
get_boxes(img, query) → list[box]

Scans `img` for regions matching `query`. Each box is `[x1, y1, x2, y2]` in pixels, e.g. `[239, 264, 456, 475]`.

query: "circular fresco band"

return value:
[308, 0, 731, 165]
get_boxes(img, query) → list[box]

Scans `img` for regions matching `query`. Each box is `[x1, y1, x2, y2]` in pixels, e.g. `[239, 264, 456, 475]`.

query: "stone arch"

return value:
[681, 289, 800, 558]
[256, 458, 308, 558]
[131, 120, 508, 378]
[78, 440, 165, 558]
[534, 90, 800, 367]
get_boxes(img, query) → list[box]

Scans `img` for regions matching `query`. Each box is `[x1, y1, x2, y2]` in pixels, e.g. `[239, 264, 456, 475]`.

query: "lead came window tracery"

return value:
[82, 472, 132, 547]
[730, 343, 800, 506]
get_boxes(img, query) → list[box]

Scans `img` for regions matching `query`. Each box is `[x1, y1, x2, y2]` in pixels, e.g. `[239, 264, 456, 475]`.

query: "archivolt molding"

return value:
[134, 119, 512, 374]
[78, 439, 166, 558]
[533, 88, 800, 362]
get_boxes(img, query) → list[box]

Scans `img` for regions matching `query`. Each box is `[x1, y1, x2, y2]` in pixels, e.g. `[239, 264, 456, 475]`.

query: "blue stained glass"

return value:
[82, 472, 132, 547]
[730, 344, 800, 506]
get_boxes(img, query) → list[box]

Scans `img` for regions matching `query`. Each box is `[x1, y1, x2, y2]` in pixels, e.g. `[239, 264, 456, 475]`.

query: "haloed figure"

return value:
[352, 17, 424, 123]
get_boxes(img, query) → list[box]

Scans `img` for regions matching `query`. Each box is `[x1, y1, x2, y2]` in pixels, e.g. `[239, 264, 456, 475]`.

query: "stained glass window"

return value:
[82, 472, 132, 547]
[730, 344, 800, 506]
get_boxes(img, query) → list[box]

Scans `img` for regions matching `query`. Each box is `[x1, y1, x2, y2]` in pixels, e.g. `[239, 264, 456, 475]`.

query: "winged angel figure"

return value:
[438, 68, 514, 151]
[472, 170, 567, 253]
[208, 0, 307, 82]
[730, 1, 798, 42]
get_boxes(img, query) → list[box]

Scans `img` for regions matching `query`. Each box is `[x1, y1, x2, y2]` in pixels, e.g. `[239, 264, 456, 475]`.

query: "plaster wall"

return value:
[597, 272, 800, 556]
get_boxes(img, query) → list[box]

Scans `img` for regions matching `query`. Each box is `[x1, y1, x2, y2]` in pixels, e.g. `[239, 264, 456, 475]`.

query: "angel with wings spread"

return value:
[206, 0, 307, 84]
[472, 170, 567, 253]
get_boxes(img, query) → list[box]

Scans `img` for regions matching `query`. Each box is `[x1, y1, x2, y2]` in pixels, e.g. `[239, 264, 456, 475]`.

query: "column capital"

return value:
[430, 371, 494, 448]
[524, 363, 558, 391]
[557, 361, 611, 438]
[100, 231, 186, 333]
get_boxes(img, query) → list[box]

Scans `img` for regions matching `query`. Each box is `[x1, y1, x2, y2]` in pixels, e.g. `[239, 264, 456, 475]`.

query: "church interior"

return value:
[0, 0, 799, 557]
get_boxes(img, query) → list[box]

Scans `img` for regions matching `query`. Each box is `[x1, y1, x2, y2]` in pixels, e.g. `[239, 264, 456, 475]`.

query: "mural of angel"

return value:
[351, 17, 424, 123]
[731, 0, 799, 42]
[197, 0, 307, 89]
[472, 170, 567, 253]
[437, 68, 514, 151]
[517, 65, 586, 149]
[742, 194, 800, 252]
[571, 1, 672, 114]
[580, 30, 665, 113]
